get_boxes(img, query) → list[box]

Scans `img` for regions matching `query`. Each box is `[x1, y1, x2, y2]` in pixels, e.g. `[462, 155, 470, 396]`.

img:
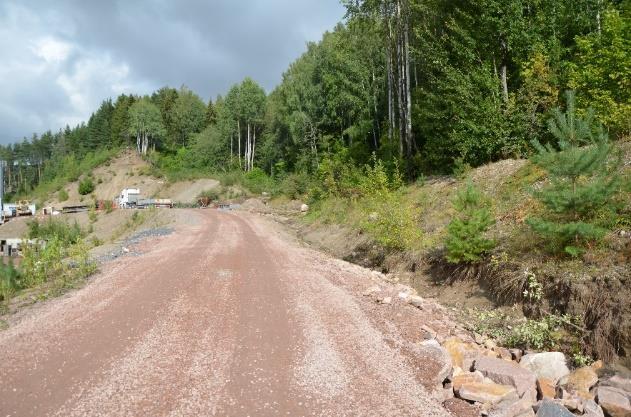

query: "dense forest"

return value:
[2, 0, 629, 197]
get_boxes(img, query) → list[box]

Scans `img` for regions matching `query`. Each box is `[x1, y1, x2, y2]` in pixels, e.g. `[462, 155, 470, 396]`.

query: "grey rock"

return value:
[475, 356, 538, 402]
[583, 399, 605, 417]
[520, 352, 570, 383]
[596, 386, 631, 417]
[535, 400, 574, 417]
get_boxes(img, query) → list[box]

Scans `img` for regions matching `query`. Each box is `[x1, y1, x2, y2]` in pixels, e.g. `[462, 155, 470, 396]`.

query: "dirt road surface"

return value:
[0, 210, 454, 417]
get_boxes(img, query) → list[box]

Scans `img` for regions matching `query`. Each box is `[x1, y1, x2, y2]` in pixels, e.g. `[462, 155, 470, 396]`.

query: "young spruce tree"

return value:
[527, 91, 621, 257]
[445, 182, 495, 263]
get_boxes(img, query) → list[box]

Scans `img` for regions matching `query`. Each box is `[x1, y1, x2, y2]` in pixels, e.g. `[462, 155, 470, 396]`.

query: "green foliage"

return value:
[243, 168, 276, 194]
[506, 316, 563, 350]
[361, 192, 420, 250]
[0, 260, 20, 305]
[78, 177, 95, 195]
[20, 237, 96, 290]
[527, 91, 624, 256]
[28, 219, 85, 245]
[58, 189, 69, 202]
[198, 187, 223, 201]
[568, 9, 631, 137]
[279, 172, 313, 199]
[445, 183, 496, 263]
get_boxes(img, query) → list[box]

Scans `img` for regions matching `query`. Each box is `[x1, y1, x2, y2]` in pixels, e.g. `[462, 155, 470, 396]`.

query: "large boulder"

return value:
[443, 338, 481, 371]
[595, 386, 631, 417]
[489, 397, 535, 417]
[419, 339, 453, 385]
[602, 375, 631, 393]
[475, 356, 538, 402]
[456, 380, 517, 405]
[535, 400, 575, 417]
[583, 400, 605, 417]
[560, 363, 599, 399]
[520, 352, 570, 383]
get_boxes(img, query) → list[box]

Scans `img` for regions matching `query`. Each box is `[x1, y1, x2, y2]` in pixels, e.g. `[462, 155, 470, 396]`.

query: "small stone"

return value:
[367, 211, 379, 222]
[380, 296, 392, 304]
[535, 400, 575, 417]
[362, 285, 381, 296]
[300, 203, 309, 212]
[456, 381, 518, 405]
[510, 349, 524, 362]
[397, 291, 410, 300]
[537, 377, 556, 399]
[474, 332, 486, 345]
[475, 356, 538, 402]
[407, 295, 424, 308]
[122, 246, 130, 253]
[520, 352, 570, 383]
[485, 339, 498, 350]
[495, 347, 513, 361]
[595, 386, 631, 417]
[420, 325, 437, 340]
[419, 340, 453, 386]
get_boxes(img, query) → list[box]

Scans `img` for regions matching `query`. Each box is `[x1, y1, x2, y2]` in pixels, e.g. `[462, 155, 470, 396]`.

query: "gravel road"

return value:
[0, 209, 452, 417]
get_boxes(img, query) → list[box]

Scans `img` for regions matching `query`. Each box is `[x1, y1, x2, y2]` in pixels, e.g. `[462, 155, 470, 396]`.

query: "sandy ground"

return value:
[0, 209, 456, 417]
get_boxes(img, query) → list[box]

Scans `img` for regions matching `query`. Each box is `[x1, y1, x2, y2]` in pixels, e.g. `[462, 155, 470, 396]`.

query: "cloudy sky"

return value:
[0, 0, 345, 145]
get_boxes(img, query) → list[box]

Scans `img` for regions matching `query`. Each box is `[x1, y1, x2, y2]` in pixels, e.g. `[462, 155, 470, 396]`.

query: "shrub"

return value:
[280, 173, 312, 199]
[445, 183, 496, 263]
[103, 200, 114, 213]
[78, 178, 95, 195]
[243, 168, 276, 194]
[361, 192, 420, 251]
[28, 219, 85, 245]
[58, 189, 69, 202]
[527, 91, 624, 256]
[0, 259, 20, 305]
[198, 187, 223, 201]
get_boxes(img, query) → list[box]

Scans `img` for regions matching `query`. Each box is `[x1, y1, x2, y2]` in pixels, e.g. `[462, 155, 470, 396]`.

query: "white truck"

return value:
[117, 188, 141, 208]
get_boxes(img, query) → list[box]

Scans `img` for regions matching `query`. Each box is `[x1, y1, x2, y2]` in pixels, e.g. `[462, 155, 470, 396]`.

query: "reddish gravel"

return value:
[0, 210, 454, 417]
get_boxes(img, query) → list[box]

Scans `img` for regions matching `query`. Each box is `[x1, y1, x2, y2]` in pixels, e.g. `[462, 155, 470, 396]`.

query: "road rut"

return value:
[0, 210, 451, 416]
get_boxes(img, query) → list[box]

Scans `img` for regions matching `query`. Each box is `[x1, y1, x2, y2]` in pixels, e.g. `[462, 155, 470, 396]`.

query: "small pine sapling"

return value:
[445, 182, 496, 263]
[527, 91, 622, 257]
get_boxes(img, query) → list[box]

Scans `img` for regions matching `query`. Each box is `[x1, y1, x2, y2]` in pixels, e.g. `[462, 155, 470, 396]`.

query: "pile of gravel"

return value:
[93, 227, 174, 264]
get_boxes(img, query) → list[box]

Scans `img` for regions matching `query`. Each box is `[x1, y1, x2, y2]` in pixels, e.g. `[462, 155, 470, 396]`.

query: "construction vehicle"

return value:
[17, 200, 33, 216]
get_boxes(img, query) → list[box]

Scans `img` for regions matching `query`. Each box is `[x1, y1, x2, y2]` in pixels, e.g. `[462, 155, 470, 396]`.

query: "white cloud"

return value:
[30, 36, 73, 63]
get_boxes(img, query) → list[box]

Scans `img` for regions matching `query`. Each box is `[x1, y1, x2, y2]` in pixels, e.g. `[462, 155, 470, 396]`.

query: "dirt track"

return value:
[0, 210, 453, 417]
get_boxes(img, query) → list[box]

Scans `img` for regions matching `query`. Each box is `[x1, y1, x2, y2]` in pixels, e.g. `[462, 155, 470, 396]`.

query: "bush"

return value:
[198, 187, 223, 201]
[58, 189, 69, 202]
[361, 192, 420, 251]
[445, 183, 496, 263]
[280, 173, 312, 199]
[78, 178, 95, 195]
[0, 259, 20, 305]
[28, 219, 85, 245]
[243, 168, 276, 194]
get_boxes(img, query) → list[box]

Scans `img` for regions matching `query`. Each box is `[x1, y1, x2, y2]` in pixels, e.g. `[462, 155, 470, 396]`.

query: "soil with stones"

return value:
[0, 209, 460, 417]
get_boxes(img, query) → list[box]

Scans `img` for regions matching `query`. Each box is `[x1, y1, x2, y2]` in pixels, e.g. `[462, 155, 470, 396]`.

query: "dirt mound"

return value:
[47, 150, 165, 206]
[157, 179, 220, 204]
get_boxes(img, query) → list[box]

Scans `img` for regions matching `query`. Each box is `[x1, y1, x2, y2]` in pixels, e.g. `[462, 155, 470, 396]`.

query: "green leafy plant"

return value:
[0, 259, 20, 306]
[445, 182, 496, 263]
[527, 91, 624, 256]
[78, 178, 95, 195]
[58, 189, 69, 202]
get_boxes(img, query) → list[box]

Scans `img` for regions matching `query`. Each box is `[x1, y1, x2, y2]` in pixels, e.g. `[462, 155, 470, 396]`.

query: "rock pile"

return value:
[363, 283, 631, 417]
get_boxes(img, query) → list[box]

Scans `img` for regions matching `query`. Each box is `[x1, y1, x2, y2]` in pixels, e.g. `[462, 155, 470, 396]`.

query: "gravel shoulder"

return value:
[0, 209, 456, 417]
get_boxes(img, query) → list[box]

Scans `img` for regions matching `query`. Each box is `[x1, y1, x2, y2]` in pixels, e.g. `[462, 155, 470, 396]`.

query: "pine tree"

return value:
[445, 182, 496, 263]
[527, 91, 622, 257]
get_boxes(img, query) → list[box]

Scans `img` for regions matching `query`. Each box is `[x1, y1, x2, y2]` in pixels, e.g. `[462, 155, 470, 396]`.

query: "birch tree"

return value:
[128, 98, 165, 156]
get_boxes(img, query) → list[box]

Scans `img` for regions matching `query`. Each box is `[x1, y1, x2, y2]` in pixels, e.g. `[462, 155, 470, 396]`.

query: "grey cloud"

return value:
[0, 0, 344, 144]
